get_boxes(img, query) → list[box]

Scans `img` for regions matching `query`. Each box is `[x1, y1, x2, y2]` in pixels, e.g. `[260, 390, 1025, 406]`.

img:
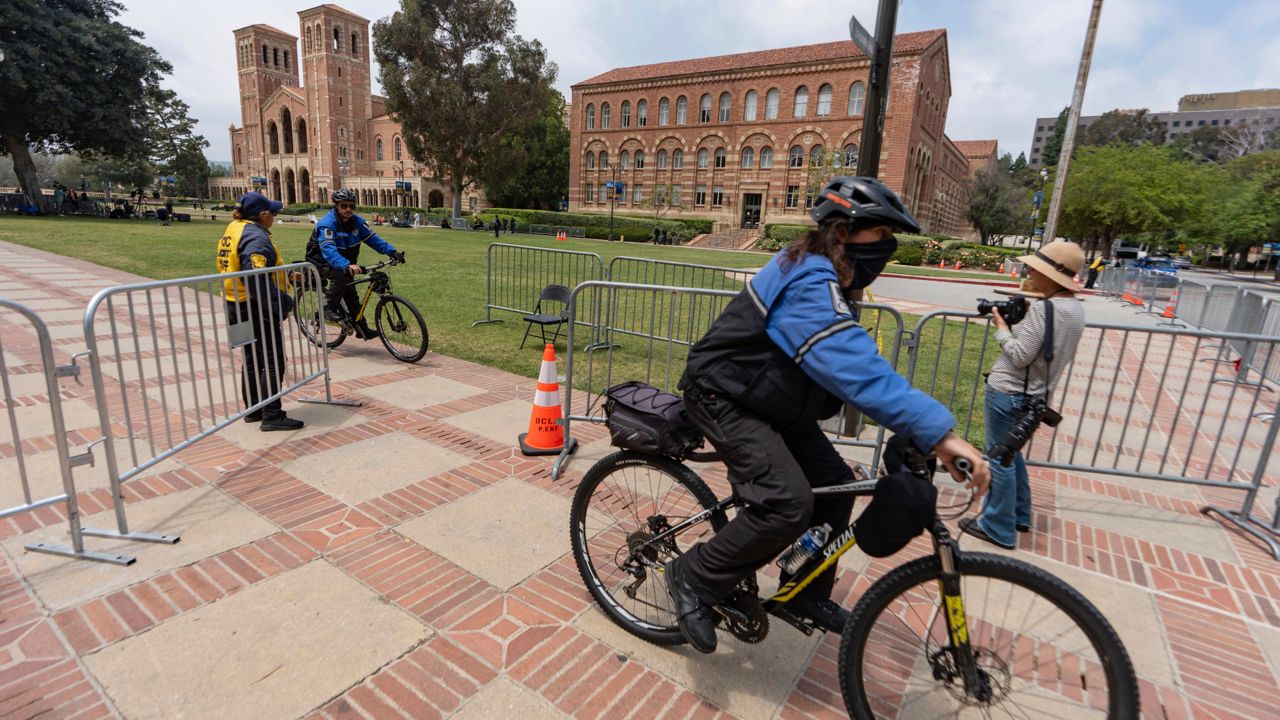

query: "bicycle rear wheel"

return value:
[374, 294, 428, 363]
[294, 289, 345, 350]
[569, 451, 724, 645]
[839, 552, 1137, 719]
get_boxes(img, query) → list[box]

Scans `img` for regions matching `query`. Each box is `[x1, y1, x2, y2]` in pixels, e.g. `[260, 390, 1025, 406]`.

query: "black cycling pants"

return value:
[323, 267, 363, 321]
[226, 300, 286, 420]
[681, 389, 857, 605]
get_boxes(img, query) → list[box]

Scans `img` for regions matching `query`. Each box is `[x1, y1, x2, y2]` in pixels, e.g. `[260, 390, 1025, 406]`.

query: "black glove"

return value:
[391, 250, 406, 264]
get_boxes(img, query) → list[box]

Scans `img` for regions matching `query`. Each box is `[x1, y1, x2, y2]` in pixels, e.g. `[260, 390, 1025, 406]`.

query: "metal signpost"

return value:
[851, 0, 901, 179]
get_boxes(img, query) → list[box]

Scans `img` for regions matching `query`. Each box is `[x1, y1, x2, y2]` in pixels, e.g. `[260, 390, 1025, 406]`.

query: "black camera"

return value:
[976, 296, 1029, 326]
[987, 397, 1063, 467]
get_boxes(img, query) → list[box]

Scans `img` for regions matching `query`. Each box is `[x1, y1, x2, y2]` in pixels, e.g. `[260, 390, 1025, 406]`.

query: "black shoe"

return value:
[244, 411, 263, 424]
[791, 597, 850, 634]
[959, 518, 1016, 550]
[662, 558, 717, 654]
[260, 415, 304, 432]
[324, 307, 345, 323]
[355, 325, 380, 340]
[1016, 523, 1031, 533]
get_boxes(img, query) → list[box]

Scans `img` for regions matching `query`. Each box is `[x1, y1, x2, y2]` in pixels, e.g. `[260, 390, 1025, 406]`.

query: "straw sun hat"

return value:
[1019, 240, 1085, 292]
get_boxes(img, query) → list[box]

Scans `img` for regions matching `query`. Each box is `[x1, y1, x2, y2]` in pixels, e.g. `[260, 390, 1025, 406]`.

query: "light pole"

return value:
[336, 158, 351, 195]
[1029, 168, 1048, 247]
[607, 162, 619, 242]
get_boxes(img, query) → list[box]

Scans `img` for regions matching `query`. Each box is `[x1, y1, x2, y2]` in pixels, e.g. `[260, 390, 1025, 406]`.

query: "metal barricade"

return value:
[76, 263, 336, 552]
[906, 309, 1280, 559]
[1, 300, 126, 564]
[1172, 279, 1209, 328]
[472, 243, 606, 326]
[598, 258, 756, 347]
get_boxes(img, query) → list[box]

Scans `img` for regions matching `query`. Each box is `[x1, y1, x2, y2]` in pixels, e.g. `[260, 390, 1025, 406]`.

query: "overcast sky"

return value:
[118, 0, 1280, 163]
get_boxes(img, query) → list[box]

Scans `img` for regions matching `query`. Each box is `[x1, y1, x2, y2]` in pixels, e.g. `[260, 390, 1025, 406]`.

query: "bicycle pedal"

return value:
[768, 606, 817, 636]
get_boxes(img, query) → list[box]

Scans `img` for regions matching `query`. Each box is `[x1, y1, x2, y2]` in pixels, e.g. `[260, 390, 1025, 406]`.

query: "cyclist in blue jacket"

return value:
[669, 176, 991, 653]
[305, 189, 403, 340]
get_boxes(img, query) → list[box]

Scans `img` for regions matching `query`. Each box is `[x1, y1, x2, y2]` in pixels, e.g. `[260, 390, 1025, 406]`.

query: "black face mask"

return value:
[844, 236, 898, 289]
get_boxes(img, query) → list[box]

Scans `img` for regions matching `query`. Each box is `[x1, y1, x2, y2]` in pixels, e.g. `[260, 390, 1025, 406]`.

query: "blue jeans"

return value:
[977, 386, 1032, 546]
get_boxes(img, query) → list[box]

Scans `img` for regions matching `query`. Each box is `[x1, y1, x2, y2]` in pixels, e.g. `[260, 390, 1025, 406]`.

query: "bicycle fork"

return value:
[935, 535, 992, 702]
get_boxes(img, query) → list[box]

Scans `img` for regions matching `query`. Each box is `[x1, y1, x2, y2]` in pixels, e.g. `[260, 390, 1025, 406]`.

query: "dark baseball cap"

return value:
[235, 191, 283, 217]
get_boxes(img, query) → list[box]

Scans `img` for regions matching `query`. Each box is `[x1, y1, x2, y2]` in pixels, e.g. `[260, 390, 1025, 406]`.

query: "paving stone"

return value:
[0, 397, 103, 444]
[1056, 485, 1240, 565]
[575, 604, 820, 720]
[2, 349, 30, 368]
[452, 677, 567, 719]
[358, 375, 486, 411]
[399, 478, 570, 590]
[441, 398, 532, 447]
[282, 433, 472, 506]
[328, 352, 411, 382]
[0, 368, 63, 397]
[0, 444, 176, 508]
[216, 401, 366, 452]
[83, 561, 430, 720]
[1249, 621, 1280, 683]
[6, 485, 277, 610]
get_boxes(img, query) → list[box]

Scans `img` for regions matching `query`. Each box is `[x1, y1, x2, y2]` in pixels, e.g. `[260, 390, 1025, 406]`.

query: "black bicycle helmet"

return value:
[332, 188, 358, 204]
[809, 176, 921, 234]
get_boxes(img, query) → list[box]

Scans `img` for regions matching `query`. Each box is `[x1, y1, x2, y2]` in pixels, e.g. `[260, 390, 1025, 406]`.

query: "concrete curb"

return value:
[879, 271, 1100, 295]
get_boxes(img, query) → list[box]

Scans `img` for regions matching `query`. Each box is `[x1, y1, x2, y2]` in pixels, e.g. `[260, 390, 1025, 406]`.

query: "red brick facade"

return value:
[569, 30, 982, 237]
[209, 4, 484, 213]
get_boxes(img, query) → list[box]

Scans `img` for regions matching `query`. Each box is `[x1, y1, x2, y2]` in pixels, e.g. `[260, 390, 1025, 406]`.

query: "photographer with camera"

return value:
[960, 240, 1086, 550]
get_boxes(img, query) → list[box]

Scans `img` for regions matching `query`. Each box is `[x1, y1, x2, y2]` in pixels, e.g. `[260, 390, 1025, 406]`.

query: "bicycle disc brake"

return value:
[715, 591, 769, 644]
[929, 646, 1010, 705]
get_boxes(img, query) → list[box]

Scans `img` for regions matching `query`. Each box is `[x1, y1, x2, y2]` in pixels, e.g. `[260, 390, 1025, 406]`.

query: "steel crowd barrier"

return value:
[1, 300, 129, 564]
[472, 243, 606, 326]
[71, 263, 342, 557]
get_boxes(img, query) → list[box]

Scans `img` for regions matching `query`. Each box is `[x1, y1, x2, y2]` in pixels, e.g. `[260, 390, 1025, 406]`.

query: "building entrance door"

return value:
[741, 193, 762, 228]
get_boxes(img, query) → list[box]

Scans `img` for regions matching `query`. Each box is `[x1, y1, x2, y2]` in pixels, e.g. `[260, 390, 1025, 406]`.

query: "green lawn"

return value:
[0, 214, 989, 444]
[884, 264, 1014, 282]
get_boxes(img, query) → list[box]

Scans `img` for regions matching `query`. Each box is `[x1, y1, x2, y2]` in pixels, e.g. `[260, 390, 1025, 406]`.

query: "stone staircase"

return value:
[686, 227, 761, 251]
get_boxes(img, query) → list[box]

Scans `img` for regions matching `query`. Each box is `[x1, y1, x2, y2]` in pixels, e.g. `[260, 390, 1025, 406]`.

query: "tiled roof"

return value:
[235, 23, 298, 38]
[951, 139, 998, 158]
[574, 29, 945, 88]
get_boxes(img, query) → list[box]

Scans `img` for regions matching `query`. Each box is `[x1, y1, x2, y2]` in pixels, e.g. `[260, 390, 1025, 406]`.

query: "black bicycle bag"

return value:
[604, 381, 704, 458]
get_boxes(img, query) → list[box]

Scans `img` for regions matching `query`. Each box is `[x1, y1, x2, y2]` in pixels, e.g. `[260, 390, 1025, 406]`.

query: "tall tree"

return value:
[965, 165, 1029, 245]
[1041, 106, 1070, 169]
[1080, 108, 1167, 147]
[478, 91, 569, 209]
[142, 87, 211, 197]
[0, 0, 169, 209]
[373, 0, 558, 218]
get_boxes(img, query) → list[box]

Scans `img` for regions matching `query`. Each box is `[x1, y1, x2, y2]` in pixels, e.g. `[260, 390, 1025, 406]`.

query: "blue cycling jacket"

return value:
[307, 209, 397, 271]
[682, 250, 955, 452]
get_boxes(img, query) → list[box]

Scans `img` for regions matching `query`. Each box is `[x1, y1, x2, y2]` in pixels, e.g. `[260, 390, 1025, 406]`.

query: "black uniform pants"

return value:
[681, 389, 857, 605]
[323, 267, 364, 322]
[226, 300, 286, 420]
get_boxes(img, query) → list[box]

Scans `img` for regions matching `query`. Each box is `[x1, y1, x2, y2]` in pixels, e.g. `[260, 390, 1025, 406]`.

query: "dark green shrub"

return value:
[893, 247, 924, 266]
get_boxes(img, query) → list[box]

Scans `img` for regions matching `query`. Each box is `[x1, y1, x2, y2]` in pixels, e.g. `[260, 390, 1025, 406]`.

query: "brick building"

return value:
[208, 4, 485, 213]
[568, 30, 988, 238]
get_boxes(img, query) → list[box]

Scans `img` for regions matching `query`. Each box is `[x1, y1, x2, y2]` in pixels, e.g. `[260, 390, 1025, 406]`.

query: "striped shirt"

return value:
[988, 296, 1086, 398]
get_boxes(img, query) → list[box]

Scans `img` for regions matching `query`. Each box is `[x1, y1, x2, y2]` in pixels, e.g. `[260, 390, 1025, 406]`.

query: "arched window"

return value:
[817, 84, 833, 116]
[766, 88, 780, 119]
[262, 44, 269, 65]
[789, 145, 804, 167]
[332, 26, 341, 51]
[304, 27, 312, 53]
[657, 149, 668, 169]
[658, 97, 670, 125]
[718, 92, 731, 122]
[585, 152, 595, 169]
[621, 101, 631, 128]
[273, 47, 280, 67]
[744, 90, 758, 121]
[741, 147, 755, 168]
[351, 33, 359, 58]
[284, 51, 290, 70]
[699, 94, 712, 123]
[848, 81, 866, 116]
[842, 143, 859, 171]
[810, 144, 825, 167]
[672, 149, 684, 169]
[637, 100, 648, 126]
[394, 136, 402, 161]
[634, 150, 645, 169]
[267, 121, 279, 154]
[281, 108, 294, 153]
[601, 102, 611, 129]
[676, 96, 688, 124]
[586, 104, 595, 129]
[599, 150, 608, 168]
[714, 148, 726, 168]
[236, 145, 243, 165]
[793, 86, 809, 117]
[697, 148, 709, 168]
[620, 150, 630, 170]
[376, 138, 383, 161]
[760, 146, 773, 168]
[297, 119, 307, 152]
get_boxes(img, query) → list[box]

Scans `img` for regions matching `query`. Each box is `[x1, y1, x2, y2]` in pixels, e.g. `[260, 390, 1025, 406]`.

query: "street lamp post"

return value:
[337, 158, 351, 195]
[1029, 168, 1048, 247]
[607, 163, 619, 242]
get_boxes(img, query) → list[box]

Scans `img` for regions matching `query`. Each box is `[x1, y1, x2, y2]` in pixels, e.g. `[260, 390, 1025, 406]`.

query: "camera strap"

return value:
[1021, 299, 1056, 403]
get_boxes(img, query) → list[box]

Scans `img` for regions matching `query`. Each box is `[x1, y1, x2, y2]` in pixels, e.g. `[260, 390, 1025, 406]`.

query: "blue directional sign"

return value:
[1033, 227, 1044, 237]
[1033, 190, 1043, 208]
[605, 181, 615, 190]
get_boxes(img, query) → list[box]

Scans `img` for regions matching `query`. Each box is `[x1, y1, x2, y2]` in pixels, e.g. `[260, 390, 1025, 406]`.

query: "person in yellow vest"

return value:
[217, 191, 303, 431]
[1085, 254, 1107, 289]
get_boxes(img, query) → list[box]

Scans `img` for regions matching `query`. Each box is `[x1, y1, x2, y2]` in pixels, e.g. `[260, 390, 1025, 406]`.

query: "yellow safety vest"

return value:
[216, 220, 288, 302]
[1090, 257, 1105, 272]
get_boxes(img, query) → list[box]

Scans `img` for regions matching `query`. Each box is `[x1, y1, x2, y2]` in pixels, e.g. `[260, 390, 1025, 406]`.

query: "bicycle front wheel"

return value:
[375, 294, 428, 363]
[295, 289, 345, 350]
[569, 451, 724, 646]
[839, 552, 1138, 719]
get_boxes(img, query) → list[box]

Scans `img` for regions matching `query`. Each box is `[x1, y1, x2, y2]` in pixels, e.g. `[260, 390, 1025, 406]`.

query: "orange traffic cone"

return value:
[1009, 268, 1017, 279]
[953, 261, 962, 270]
[519, 344, 578, 456]
[939, 260, 946, 269]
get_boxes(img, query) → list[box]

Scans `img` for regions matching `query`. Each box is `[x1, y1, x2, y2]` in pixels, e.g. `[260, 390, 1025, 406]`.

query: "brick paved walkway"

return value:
[1, 240, 1278, 719]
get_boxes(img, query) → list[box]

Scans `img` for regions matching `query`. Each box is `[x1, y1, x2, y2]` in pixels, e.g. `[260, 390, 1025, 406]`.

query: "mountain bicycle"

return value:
[295, 256, 429, 363]
[569, 441, 1138, 718]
